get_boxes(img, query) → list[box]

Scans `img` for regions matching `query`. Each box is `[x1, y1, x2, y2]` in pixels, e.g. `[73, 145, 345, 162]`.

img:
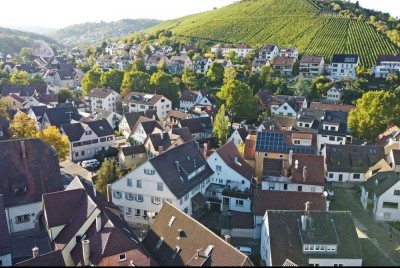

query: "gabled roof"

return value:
[236, 127, 249, 142]
[57, 63, 77, 80]
[290, 154, 325, 186]
[61, 119, 114, 142]
[1, 85, 37, 97]
[309, 102, 355, 113]
[256, 130, 317, 154]
[86, 88, 115, 98]
[253, 190, 326, 216]
[124, 92, 166, 106]
[215, 141, 253, 180]
[15, 250, 65, 266]
[259, 44, 278, 52]
[365, 159, 393, 180]
[149, 140, 214, 199]
[0, 195, 11, 256]
[267, 211, 363, 266]
[325, 144, 385, 173]
[300, 55, 323, 64]
[331, 54, 359, 64]
[0, 138, 64, 207]
[255, 91, 274, 104]
[362, 171, 400, 198]
[376, 54, 400, 65]
[123, 110, 158, 130]
[180, 90, 199, 102]
[42, 106, 82, 128]
[273, 56, 296, 66]
[121, 145, 147, 156]
[377, 125, 400, 146]
[180, 116, 213, 134]
[142, 202, 253, 266]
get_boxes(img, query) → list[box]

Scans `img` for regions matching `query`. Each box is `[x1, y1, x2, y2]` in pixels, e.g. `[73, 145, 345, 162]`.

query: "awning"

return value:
[191, 192, 207, 208]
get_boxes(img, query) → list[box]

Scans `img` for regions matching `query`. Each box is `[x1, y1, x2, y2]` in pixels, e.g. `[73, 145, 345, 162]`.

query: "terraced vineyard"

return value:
[144, 0, 400, 67]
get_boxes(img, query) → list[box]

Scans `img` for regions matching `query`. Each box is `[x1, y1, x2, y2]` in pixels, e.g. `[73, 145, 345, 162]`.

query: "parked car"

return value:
[81, 159, 100, 168]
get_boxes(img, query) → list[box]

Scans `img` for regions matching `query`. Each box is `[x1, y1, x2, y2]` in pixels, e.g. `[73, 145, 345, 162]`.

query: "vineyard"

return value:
[144, 0, 400, 67]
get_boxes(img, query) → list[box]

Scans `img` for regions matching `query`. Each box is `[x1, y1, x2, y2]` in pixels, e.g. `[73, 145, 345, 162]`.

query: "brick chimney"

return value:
[106, 184, 112, 203]
[224, 235, 231, 244]
[82, 240, 90, 266]
[159, 146, 163, 154]
[203, 143, 208, 158]
[32, 246, 39, 258]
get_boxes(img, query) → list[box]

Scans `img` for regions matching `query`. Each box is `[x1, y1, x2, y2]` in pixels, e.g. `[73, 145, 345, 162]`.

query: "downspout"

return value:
[6, 207, 12, 233]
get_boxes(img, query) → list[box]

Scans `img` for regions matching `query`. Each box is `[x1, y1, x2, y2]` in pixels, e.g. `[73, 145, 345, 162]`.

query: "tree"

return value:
[77, 62, 91, 73]
[0, 99, 8, 120]
[207, 62, 224, 83]
[294, 74, 309, 96]
[10, 71, 30, 85]
[212, 104, 230, 145]
[217, 79, 258, 126]
[131, 58, 146, 72]
[225, 51, 239, 63]
[100, 69, 124, 93]
[82, 68, 102, 95]
[58, 88, 75, 103]
[29, 73, 45, 85]
[9, 113, 39, 139]
[348, 91, 400, 141]
[121, 71, 151, 93]
[150, 71, 180, 107]
[292, 61, 300, 76]
[95, 159, 121, 196]
[20, 47, 33, 63]
[37, 126, 70, 161]
[182, 68, 198, 90]
[223, 67, 237, 84]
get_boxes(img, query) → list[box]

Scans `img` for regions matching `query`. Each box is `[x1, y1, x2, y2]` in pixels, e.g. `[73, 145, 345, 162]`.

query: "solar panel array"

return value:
[256, 132, 316, 154]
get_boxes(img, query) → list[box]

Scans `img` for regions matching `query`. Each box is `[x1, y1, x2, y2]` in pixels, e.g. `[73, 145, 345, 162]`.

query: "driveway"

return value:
[60, 159, 94, 181]
[330, 186, 400, 266]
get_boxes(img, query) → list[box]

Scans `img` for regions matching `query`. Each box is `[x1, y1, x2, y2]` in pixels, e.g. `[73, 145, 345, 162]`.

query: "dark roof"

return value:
[149, 140, 214, 199]
[0, 195, 11, 256]
[300, 55, 323, 64]
[14, 250, 65, 266]
[1, 85, 37, 97]
[86, 88, 115, 98]
[57, 63, 77, 80]
[331, 54, 359, 64]
[253, 190, 326, 216]
[267, 211, 363, 266]
[121, 145, 147, 156]
[237, 127, 249, 142]
[171, 127, 193, 142]
[141, 120, 164, 135]
[392, 149, 400, 165]
[0, 138, 64, 207]
[0, 115, 10, 140]
[362, 171, 400, 198]
[29, 105, 48, 117]
[142, 202, 253, 266]
[124, 92, 165, 106]
[61, 120, 114, 142]
[260, 44, 278, 52]
[42, 106, 82, 128]
[256, 91, 274, 105]
[60, 123, 84, 142]
[325, 144, 385, 173]
[180, 117, 213, 134]
[262, 158, 283, 177]
[123, 110, 158, 130]
[376, 54, 400, 65]
[180, 90, 198, 102]
[216, 141, 253, 180]
[291, 154, 324, 185]
[231, 211, 254, 229]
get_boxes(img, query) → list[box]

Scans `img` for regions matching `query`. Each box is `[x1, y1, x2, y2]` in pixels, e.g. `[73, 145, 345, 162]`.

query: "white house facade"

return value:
[85, 88, 122, 113]
[330, 54, 360, 79]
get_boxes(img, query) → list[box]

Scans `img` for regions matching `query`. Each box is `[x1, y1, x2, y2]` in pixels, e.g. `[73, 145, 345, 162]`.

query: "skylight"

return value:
[204, 245, 214, 257]
[168, 216, 176, 227]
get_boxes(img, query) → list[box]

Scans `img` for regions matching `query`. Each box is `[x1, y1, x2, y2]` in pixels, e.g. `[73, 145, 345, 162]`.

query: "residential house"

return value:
[214, 59, 233, 68]
[179, 116, 213, 141]
[258, 44, 279, 61]
[257, 116, 297, 132]
[273, 99, 300, 117]
[1, 86, 38, 108]
[180, 45, 198, 56]
[97, 54, 113, 69]
[43, 63, 84, 88]
[0, 115, 10, 140]
[145, 55, 170, 71]
[330, 54, 360, 79]
[254, 130, 318, 178]
[122, 92, 171, 120]
[270, 95, 307, 115]
[15, 250, 65, 266]
[0, 139, 64, 233]
[254, 91, 274, 111]
[169, 56, 193, 74]
[193, 57, 213, 74]
[309, 102, 355, 113]
[40, 106, 83, 130]
[179, 90, 216, 112]
[85, 88, 122, 113]
[251, 58, 270, 74]
[365, 159, 393, 180]
[118, 145, 147, 170]
[60, 119, 117, 162]
[279, 47, 299, 59]
[0, 195, 12, 266]
[272, 56, 297, 76]
[142, 202, 253, 266]
[3, 94, 25, 109]
[118, 110, 158, 139]
[205, 141, 254, 213]
[260, 210, 363, 266]
[23, 93, 58, 109]
[156, 46, 173, 56]
[164, 110, 193, 126]
[130, 117, 164, 145]
[299, 55, 325, 77]
[211, 43, 253, 58]
[360, 171, 400, 221]
[110, 140, 214, 225]
[386, 149, 400, 175]
[322, 144, 385, 182]
[227, 127, 248, 147]
[42, 176, 152, 266]
[66, 97, 86, 112]
[326, 84, 344, 103]
[372, 54, 400, 78]
[377, 125, 400, 148]
[89, 109, 122, 129]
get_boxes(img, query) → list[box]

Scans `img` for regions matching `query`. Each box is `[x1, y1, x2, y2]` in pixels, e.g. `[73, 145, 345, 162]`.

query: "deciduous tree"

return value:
[10, 71, 30, 85]
[207, 62, 224, 83]
[100, 69, 124, 93]
[82, 68, 102, 95]
[95, 159, 121, 197]
[121, 71, 151, 93]
[9, 113, 39, 139]
[182, 68, 198, 90]
[37, 126, 70, 161]
[212, 104, 229, 145]
[150, 71, 180, 107]
[58, 88, 75, 103]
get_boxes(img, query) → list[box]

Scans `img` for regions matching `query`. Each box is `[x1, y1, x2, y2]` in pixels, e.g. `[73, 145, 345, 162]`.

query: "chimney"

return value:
[234, 155, 238, 164]
[96, 215, 101, 232]
[196, 249, 200, 259]
[224, 235, 231, 244]
[106, 184, 112, 203]
[159, 146, 163, 154]
[193, 158, 196, 167]
[177, 229, 183, 239]
[301, 215, 307, 232]
[175, 161, 180, 172]
[203, 143, 208, 158]
[21, 141, 27, 159]
[195, 141, 199, 149]
[288, 150, 293, 166]
[82, 240, 90, 266]
[32, 246, 39, 258]
[160, 132, 164, 140]
[93, 183, 96, 197]
[303, 166, 307, 182]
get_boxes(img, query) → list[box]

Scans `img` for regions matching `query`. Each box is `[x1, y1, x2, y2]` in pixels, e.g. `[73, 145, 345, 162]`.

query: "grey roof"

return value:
[362, 171, 400, 198]
[42, 106, 82, 128]
[90, 108, 113, 120]
[0, 115, 10, 140]
[123, 110, 158, 130]
[180, 117, 213, 134]
[300, 55, 323, 64]
[331, 54, 359, 64]
[171, 127, 193, 142]
[61, 119, 114, 142]
[1, 85, 37, 97]
[267, 210, 363, 266]
[121, 145, 147, 156]
[180, 90, 199, 102]
[0, 195, 11, 256]
[260, 44, 278, 52]
[86, 88, 115, 98]
[376, 54, 400, 65]
[15, 250, 65, 266]
[149, 140, 214, 199]
[325, 144, 385, 173]
[123, 92, 165, 106]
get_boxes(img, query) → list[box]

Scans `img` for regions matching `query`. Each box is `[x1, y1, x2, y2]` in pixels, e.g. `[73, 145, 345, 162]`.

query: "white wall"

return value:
[0, 254, 12, 266]
[261, 181, 324, 193]
[374, 180, 400, 221]
[5, 202, 42, 233]
[273, 103, 297, 117]
[331, 62, 359, 79]
[260, 212, 272, 266]
[87, 91, 121, 113]
[326, 171, 366, 183]
[317, 134, 345, 151]
[360, 187, 369, 210]
[227, 130, 244, 148]
[308, 258, 362, 266]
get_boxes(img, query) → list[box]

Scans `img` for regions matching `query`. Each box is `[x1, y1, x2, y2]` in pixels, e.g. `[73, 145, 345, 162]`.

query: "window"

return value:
[264, 152, 268, 158]
[126, 207, 132, 215]
[127, 179, 132, 187]
[161, 99, 165, 102]
[152, 196, 161, 205]
[135, 209, 141, 216]
[92, 139, 98, 144]
[279, 154, 283, 159]
[157, 182, 164, 191]
[394, 190, 400, 196]
[294, 140, 300, 145]
[235, 200, 244, 206]
[100, 137, 106, 142]
[284, 184, 288, 190]
[183, 207, 188, 213]
[136, 194, 143, 202]
[114, 191, 122, 199]
[184, 193, 189, 201]
[283, 105, 287, 110]
[304, 124, 310, 128]
[107, 136, 113, 141]
[216, 165, 222, 172]
[330, 126, 335, 131]
[15, 214, 30, 224]
[353, 174, 361, 179]
[81, 151, 85, 156]
[144, 169, 155, 175]
[125, 192, 134, 200]
[137, 180, 142, 188]
[298, 186, 303, 192]
[328, 173, 333, 179]
[383, 202, 398, 209]
[329, 136, 335, 141]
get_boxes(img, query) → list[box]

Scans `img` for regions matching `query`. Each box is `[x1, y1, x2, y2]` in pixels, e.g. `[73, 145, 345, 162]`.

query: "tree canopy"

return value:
[9, 113, 39, 139]
[37, 126, 70, 161]
[10, 71, 30, 85]
[100, 69, 124, 93]
[207, 62, 224, 83]
[212, 104, 230, 145]
[95, 159, 121, 197]
[82, 68, 102, 95]
[121, 71, 151, 93]
[150, 71, 180, 108]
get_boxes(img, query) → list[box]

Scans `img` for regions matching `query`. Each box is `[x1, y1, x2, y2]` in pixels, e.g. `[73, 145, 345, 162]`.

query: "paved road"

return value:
[60, 159, 93, 181]
[331, 186, 400, 265]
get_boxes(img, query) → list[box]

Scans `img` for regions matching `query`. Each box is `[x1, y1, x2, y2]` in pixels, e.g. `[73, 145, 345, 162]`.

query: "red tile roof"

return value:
[290, 154, 325, 185]
[309, 102, 355, 113]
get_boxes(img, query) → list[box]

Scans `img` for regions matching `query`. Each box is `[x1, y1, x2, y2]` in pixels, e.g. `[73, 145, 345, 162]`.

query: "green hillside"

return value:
[145, 0, 400, 67]
[0, 27, 61, 55]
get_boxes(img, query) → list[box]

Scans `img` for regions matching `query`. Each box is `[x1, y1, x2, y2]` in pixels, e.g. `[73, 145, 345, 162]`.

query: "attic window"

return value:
[172, 246, 181, 260]
[168, 216, 176, 227]
[119, 253, 127, 261]
[156, 237, 164, 250]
